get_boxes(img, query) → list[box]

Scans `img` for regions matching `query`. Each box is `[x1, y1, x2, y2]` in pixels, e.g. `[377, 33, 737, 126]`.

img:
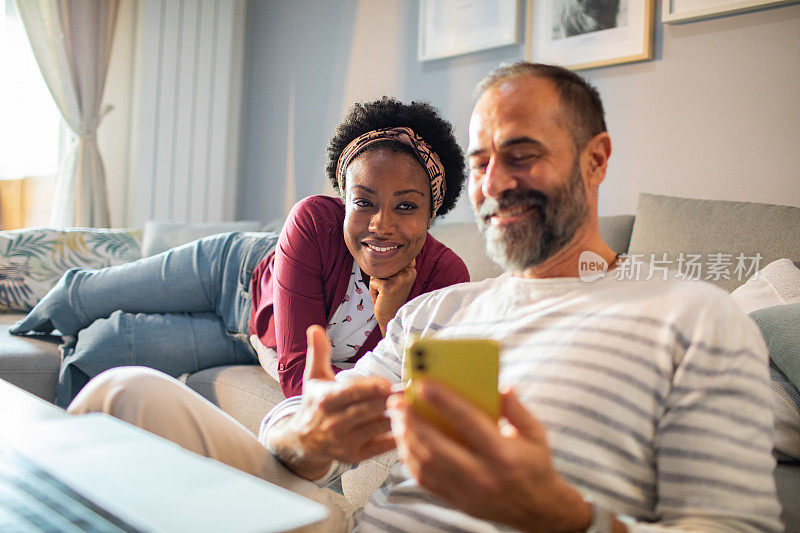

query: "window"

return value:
[0, 0, 64, 228]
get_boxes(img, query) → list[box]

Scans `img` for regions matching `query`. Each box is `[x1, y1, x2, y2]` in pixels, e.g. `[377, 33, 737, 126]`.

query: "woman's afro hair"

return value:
[326, 97, 465, 218]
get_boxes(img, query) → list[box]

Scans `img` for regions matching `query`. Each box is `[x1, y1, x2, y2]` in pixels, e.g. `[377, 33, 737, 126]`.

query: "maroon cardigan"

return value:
[250, 195, 469, 397]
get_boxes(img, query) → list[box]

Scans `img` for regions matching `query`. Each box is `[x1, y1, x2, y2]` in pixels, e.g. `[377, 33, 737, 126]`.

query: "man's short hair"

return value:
[476, 62, 607, 151]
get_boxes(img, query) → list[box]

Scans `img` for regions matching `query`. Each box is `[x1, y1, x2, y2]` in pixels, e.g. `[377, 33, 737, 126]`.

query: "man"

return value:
[263, 62, 781, 532]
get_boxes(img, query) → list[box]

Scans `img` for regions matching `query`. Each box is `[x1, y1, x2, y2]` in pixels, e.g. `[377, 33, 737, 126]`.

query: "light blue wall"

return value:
[238, 0, 525, 224]
[237, 1, 800, 224]
[238, 0, 357, 222]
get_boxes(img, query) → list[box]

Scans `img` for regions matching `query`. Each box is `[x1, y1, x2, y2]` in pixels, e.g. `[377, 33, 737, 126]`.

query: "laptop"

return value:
[0, 380, 328, 532]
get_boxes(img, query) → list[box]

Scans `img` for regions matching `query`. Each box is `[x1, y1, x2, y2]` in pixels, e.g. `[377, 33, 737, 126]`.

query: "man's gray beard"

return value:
[477, 163, 588, 272]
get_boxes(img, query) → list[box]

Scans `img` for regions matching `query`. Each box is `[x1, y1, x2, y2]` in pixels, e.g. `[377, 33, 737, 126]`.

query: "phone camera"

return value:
[414, 349, 425, 371]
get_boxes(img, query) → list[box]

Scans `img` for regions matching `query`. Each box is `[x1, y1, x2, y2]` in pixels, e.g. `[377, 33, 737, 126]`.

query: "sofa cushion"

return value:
[628, 194, 800, 292]
[0, 227, 142, 312]
[429, 222, 504, 282]
[0, 313, 60, 402]
[184, 364, 284, 435]
[598, 215, 635, 255]
[749, 304, 800, 462]
[730, 260, 800, 462]
[142, 220, 263, 257]
[340, 450, 397, 509]
[430, 215, 635, 282]
[730, 258, 800, 315]
[776, 463, 800, 530]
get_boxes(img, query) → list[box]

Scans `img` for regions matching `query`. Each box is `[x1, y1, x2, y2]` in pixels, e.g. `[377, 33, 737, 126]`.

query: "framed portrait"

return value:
[662, 0, 798, 23]
[418, 0, 520, 61]
[526, 0, 655, 71]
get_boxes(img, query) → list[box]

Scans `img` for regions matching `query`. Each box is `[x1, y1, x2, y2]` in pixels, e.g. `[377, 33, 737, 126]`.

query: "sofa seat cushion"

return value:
[0, 313, 60, 402]
[184, 364, 285, 435]
[341, 450, 397, 509]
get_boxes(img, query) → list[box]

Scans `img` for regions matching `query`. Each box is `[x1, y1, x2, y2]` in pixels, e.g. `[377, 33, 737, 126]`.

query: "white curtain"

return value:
[14, 0, 119, 227]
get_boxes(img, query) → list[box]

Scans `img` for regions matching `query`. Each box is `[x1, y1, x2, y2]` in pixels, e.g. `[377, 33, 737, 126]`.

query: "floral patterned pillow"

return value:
[0, 228, 142, 312]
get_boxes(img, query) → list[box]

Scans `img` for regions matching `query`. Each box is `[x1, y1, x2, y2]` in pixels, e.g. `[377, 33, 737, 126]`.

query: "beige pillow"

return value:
[730, 258, 800, 314]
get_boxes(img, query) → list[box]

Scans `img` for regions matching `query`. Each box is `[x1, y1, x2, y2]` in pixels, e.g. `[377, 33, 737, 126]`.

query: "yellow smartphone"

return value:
[403, 336, 500, 439]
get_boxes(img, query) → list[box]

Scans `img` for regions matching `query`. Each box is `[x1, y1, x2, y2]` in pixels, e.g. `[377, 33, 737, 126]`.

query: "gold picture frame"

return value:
[525, 0, 654, 71]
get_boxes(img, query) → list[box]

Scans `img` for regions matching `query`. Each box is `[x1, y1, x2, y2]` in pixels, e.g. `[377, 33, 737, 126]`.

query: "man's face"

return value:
[467, 77, 589, 272]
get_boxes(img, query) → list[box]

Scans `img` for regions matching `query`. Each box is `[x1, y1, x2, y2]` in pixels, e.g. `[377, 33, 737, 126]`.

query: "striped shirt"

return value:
[262, 273, 782, 532]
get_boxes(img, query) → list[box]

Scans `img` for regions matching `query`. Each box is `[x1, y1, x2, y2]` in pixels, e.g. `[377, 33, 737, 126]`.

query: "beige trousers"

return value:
[68, 367, 350, 532]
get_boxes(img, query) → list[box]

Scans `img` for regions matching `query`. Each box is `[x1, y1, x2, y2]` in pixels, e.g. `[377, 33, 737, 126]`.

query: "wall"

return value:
[99, 0, 246, 228]
[237, 0, 800, 225]
[129, 0, 246, 228]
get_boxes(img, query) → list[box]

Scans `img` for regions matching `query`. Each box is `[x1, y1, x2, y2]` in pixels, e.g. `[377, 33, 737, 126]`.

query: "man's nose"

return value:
[369, 208, 395, 235]
[482, 159, 517, 199]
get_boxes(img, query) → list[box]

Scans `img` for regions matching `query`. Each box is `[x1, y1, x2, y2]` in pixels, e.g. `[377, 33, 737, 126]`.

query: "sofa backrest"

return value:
[430, 215, 635, 283]
[628, 194, 800, 292]
[431, 194, 800, 290]
[428, 222, 504, 282]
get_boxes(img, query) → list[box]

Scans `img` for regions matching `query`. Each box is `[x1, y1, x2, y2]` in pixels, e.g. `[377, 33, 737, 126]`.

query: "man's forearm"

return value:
[264, 414, 334, 482]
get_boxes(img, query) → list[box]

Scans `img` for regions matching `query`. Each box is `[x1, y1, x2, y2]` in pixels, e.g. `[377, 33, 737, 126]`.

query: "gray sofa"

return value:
[2, 193, 799, 529]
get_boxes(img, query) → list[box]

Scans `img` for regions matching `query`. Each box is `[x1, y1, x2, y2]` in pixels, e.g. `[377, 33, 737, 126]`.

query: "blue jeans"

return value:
[17, 231, 278, 407]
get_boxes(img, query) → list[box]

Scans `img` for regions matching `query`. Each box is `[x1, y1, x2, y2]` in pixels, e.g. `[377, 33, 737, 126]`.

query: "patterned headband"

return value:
[335, 127, 446, 219]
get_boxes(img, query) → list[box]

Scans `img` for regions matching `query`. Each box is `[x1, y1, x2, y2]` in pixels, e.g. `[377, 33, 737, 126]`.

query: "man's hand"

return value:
[369, 260, 416, 335]
[266, 326, 395, 481]
[389, 382, 597, 533]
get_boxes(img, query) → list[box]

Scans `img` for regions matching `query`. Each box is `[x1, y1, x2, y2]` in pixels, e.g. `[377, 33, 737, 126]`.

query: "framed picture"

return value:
[662, 0, 797, 23]
[526, 0, 654, 71]
[418, 0, 520, 61]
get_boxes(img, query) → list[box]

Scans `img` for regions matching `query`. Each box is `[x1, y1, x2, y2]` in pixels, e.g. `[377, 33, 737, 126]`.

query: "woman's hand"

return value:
[266, 326, 395, 481]
[369, 260, 417, 335]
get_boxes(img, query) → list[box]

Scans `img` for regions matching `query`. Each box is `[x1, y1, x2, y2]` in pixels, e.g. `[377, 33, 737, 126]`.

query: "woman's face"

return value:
[343, 147, 431, 280]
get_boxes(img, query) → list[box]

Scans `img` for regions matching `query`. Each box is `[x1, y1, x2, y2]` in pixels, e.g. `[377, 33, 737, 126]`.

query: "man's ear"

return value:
[582, 132, 612, 188]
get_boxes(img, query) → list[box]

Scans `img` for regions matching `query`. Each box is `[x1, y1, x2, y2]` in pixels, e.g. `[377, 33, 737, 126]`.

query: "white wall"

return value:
[99, 0, 246, 228]
[586, 4, 800, 216]
[237, 0, 800, 224]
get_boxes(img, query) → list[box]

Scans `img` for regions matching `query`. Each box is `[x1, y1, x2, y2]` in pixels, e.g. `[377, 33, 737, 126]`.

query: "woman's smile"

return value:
[362, 240, 402, 253]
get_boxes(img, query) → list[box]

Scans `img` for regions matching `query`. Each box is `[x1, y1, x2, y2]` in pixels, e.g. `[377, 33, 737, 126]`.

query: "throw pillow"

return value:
[0, 228, 142, 312]
[749, 303, 800, 462]
[730, 258, 800, 314]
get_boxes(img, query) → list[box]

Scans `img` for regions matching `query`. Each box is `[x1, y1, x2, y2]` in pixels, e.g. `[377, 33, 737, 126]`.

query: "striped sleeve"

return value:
[643, 293, 782, 532]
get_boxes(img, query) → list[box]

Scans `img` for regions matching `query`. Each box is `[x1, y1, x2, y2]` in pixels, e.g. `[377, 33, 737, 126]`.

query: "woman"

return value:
[11, 97, 469, 405]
